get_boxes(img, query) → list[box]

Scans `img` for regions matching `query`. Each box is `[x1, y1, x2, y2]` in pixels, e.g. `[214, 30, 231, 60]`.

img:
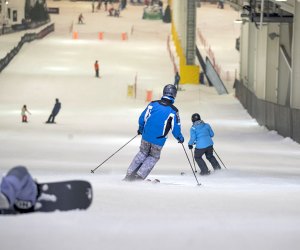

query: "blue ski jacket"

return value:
[188, 120, 214, 149]
[52, 101, 61, 116]
[138, 96, 184, 146]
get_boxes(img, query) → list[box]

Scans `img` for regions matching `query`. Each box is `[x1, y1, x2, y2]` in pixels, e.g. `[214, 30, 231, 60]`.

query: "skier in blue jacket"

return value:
[124, 84, 184, 181]
[188, 113, 221, 175]
[0, 166, 38, 213]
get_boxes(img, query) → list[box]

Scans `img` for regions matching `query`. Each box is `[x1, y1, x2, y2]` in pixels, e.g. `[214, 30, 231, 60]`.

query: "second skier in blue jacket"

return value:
[124, 84, 184, 181]
[188, 113, 221, 175]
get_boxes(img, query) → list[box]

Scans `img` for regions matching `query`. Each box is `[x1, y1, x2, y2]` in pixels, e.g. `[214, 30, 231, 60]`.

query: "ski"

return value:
[145, 179, 185, 186]
[146, 178, 160, 183]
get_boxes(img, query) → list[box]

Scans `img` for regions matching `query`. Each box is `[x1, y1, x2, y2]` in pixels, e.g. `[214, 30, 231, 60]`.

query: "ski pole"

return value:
[190, 149, 197, 173]
[91, 134, 139, 173]
[213, 148, 227, 169]
[181, 144, 201, 186]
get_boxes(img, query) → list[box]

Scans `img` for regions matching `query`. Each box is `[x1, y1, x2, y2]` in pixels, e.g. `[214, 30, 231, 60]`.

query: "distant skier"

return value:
[118, 0, 127, 10]
[163, 4, 171, 23]
[21, 104, 31, 123]
[217, 0, 224, 9]
[0, 166, 38, 213]
[46, 98, 61, 124]
[124, 84, 184, 181]
[104, 0, 108, 11]
[188, 113, 221, 175]
[94, 60, 99, 77]
[97, 0, 102, 10]
[78, 13, 84, 24]
[174, 71, 180, 90]
[92, 1, 95, 12]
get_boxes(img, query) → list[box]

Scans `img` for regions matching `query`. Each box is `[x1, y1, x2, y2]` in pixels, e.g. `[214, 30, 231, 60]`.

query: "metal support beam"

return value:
[171, 0, 199, 84]
[186, 0, 196, 65]
[291, 2, 300, 108]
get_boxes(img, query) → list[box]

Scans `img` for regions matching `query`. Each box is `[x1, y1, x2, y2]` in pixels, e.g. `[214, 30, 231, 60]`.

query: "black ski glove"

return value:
[177, 135, 184, 144]
[137, 126, 143, 135]
[188, 145, 193, 150]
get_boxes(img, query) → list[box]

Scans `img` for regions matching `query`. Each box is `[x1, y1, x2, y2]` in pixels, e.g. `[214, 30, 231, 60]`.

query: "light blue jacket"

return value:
[139, 96, 184, 146]
[188, 120, 214, 149]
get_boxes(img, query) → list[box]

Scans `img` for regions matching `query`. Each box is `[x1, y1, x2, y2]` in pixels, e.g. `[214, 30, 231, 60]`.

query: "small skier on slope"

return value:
[21, 104, 31, 123]
[124, 84, 184, 181]
[78, 13, 84, 24]
[94, 60, 99, 78]
[46, 98, 61, 124]
[188, 113, 221, 175]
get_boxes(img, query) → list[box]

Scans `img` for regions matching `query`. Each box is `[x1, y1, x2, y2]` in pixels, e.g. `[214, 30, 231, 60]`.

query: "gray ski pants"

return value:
[127, 139, 162, 179]
[1, 166, 38, 208]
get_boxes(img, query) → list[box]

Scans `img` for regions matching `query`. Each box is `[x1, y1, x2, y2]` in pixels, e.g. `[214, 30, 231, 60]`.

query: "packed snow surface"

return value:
[0, 1, 300, 250]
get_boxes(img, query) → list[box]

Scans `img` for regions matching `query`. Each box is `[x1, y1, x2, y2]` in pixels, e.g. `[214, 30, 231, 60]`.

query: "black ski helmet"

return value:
[191, 113, 201, 122]
[163, 84, 177, 98]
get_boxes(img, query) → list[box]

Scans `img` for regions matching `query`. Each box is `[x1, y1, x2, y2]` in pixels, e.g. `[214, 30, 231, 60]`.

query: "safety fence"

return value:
[127, 83, 158, 102]
[0, 23, 54, 73]
[130, 25, 163, 38]
[71, 31, 128, 41]
[167, 35, 178, 74]
[126, 74, 161, 103]
[0, 20, 50, 36]
[126, 33, 179, 102]
[197, 28, 237, 85]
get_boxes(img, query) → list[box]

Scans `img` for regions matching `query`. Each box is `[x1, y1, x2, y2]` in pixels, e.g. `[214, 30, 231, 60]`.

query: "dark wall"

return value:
[235, 79, 300, 144]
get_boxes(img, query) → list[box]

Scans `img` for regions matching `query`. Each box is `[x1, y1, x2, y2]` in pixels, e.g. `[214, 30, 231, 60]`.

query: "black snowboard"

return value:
[1, 180, 93, 214]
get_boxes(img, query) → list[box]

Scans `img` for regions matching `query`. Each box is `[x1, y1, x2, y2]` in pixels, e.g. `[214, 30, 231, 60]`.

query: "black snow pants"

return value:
[194, 146, 221, 173]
